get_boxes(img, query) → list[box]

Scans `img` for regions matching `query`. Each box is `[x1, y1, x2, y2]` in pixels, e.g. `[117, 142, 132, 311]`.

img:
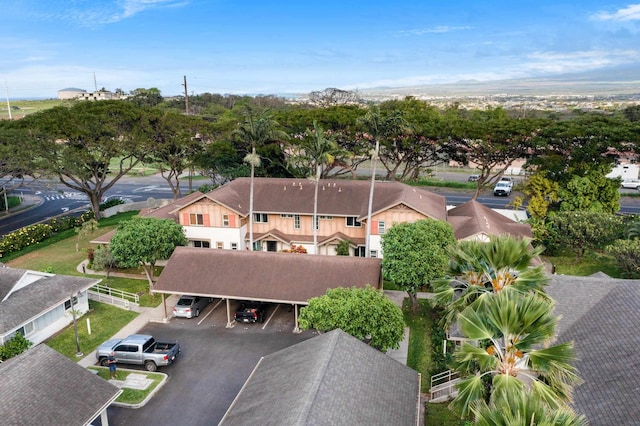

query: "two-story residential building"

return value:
[173, 177, 448, 257]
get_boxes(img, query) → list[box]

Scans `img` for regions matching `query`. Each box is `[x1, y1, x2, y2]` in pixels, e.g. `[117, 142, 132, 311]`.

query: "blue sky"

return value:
[2, 1, 640, 99]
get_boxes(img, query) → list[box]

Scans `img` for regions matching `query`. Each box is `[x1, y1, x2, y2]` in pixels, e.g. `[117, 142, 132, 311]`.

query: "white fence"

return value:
[429, 370, 460, 403]
[88, 284, 140, 310]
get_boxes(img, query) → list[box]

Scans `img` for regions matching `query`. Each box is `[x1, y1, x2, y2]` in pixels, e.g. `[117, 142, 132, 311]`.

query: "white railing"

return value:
[429, 370, 460, 403]
[88, 284, 139, 310]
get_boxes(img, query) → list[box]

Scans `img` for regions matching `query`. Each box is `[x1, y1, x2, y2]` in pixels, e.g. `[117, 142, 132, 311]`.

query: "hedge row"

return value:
[0, 211, 94, 258]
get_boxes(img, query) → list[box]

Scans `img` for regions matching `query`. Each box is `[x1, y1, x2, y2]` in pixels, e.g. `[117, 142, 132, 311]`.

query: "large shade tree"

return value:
[110, 217, 187, 292]
[21, 101, 154, 219]
[298, 285, 405, 352]
[381, 219, 456, 311]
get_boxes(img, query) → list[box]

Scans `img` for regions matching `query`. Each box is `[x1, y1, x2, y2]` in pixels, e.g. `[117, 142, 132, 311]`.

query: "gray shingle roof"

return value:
[0, 268, 100, 335]
[0, 344, 120, 426]
[219, 329, 420, 426]
[550, 275, 640, 425]
[153, 247, 382, 303]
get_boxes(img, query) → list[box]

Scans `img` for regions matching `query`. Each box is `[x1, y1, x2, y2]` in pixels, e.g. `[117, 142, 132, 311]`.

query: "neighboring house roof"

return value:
[447, 200, 531, 241]
[547, 274, 640, 424]
[91, 191, 204, 244]
[153, 247, 382, 304]
[58, 87, 86, 92]
[219, 329, 420, 426]
[0, 267, 100, 335]
[0, 344, 120, 426]
[178, 177, 447, 221]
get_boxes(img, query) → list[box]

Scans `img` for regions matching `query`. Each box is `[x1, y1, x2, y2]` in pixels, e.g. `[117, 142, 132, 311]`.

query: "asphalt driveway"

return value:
[105, 301, 315, 426]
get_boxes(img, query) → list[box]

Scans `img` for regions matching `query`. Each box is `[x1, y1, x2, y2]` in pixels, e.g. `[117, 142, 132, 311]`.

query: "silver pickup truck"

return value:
[96, 334, 180, 372]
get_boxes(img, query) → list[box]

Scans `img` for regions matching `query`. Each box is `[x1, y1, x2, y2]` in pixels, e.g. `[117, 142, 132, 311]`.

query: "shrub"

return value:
[606, 239, 640, 278]
[0, 334, 33, 361]
[99, 197, 125, 211]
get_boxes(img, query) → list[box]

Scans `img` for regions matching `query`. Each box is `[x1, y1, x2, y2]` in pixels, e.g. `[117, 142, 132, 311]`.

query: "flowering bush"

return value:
[281, 244, 307, 254]
[0, 210, 94, 258]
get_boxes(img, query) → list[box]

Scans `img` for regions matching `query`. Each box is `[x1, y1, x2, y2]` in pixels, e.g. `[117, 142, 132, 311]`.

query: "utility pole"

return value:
[4, 81, 12, 120]
[183, 75, 189, 115]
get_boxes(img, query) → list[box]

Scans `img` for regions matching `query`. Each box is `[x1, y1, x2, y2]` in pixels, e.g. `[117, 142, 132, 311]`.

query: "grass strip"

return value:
[88, 367, 164, 405]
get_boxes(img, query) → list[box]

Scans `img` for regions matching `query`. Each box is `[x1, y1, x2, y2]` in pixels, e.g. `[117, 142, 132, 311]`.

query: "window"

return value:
[355, 246, 366, 257]
[231, 243, 238, 250]
[192, 240, 210, 248]
[280, 214, 294, 218]
[294, 214, 300, 229]
[64, 296, 78, 310]
[253, 213, 268, 223]
[216, 242, 224, 249]
[318, 215, 333, 220]
[378, 221, 386, 234]
[370, 250, 378, 258]
[222, 214, 230, 227]
[189, 213, 204, 226]
[346, 217, 361, 227]
[18, 321, 35, 336]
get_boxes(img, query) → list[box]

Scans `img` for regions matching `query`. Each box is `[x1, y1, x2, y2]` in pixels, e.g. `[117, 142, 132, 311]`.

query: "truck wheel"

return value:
[99, 357, 108, 367]
[144, 361, 157, 372]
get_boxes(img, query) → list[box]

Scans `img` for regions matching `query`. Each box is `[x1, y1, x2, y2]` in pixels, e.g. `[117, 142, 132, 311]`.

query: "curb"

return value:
[89, 366, 169, 409]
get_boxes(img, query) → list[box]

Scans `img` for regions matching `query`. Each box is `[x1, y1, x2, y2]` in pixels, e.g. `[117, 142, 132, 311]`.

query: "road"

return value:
[2, 173, 640, 236]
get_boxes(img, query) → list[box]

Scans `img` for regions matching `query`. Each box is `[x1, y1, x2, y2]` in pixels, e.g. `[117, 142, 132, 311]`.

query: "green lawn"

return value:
[88, 367, 165, 405]
[45, 300, 138, 360]
[542, 251, 621, 277]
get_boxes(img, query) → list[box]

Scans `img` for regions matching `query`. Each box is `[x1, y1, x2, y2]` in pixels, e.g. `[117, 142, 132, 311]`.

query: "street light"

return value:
[69, 290, 83, 357]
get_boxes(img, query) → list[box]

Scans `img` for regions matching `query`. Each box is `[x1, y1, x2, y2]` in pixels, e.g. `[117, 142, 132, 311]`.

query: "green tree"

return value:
[110, 217, 187, 292]
[22, 101, 154, 219]
[433, 236, 547, 328]
[522, 171, 560, 220]
[471, 389, 587, 426]
[606, 238, 640, 278]
[149, 111, 205, 200]
[451, 290, 582, 418]
[543, 211, 625, 259]
[336, 239, 351, 256]
[287, 121, 350, 253]
[557, 164, 620, 213]
[381, 219, 455, 311]
[298, 285, 405, 351]
[233, 108, 288, 250]
[92, 244, 117, 278]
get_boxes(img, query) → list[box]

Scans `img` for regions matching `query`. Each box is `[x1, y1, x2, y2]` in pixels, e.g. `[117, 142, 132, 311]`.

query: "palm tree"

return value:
[451, 289, 582, 418]
[357, 105, 407, 257]
[433, 235, 548, 328]
[233, 107, 288, 251]
[288, 121, 349, 254]
[471, 390, 588, 426]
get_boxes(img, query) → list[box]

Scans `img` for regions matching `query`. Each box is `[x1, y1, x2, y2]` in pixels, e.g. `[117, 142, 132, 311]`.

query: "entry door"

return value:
[266, 241, 277, 252]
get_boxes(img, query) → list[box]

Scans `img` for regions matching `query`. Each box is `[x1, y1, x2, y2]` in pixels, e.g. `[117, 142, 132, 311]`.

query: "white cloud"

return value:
[592, 4, 640, 21]
[522, 49, 640, 74]
[397, 26, 472, 36]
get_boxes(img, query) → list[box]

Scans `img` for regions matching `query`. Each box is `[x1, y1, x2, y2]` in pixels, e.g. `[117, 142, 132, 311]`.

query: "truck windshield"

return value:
[142, 338, 156, 353]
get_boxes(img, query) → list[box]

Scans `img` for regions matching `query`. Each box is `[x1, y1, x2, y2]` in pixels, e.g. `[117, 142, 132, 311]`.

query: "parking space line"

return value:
[197, 299, 224, 326]
[261, 304, 280, 329]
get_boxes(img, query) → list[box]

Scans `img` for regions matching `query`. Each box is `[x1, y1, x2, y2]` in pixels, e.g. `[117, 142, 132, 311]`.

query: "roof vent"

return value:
[338, 187, 342, 192]
[284, 186, 286, 190]
[322, 186, 325, 190]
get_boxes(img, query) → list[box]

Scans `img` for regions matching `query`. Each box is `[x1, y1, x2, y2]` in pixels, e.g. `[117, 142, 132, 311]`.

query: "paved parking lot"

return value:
[106, 300, 316, 425]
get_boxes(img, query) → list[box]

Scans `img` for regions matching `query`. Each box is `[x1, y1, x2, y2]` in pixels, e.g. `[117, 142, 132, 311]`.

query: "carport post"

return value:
[225, 298, 234, 328]
[293, 304, 301, 333]
[162, 293, 168, 322]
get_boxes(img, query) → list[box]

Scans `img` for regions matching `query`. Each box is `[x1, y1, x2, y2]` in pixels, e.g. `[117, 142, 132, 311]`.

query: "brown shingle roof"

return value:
[153, 247, 382, 304]
[193, 178, 447, 220]
[447, 200, 531, 240]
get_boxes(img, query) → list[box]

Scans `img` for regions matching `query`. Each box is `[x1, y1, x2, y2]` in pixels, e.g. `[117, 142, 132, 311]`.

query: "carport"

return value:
[152, 247, 383, 332]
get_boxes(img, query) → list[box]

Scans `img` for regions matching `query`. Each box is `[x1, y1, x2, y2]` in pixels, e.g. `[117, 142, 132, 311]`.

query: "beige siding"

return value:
[371, 205, 430, 235]
[250, 214, 366, 240]
[180, 200, 239, 228]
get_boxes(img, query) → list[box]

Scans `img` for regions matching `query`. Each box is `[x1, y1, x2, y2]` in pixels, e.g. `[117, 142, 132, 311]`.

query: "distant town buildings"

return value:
[57, 88, 122, 101]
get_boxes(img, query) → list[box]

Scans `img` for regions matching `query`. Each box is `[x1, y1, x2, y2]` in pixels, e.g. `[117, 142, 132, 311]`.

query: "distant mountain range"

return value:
[356, 65, 640, 99]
